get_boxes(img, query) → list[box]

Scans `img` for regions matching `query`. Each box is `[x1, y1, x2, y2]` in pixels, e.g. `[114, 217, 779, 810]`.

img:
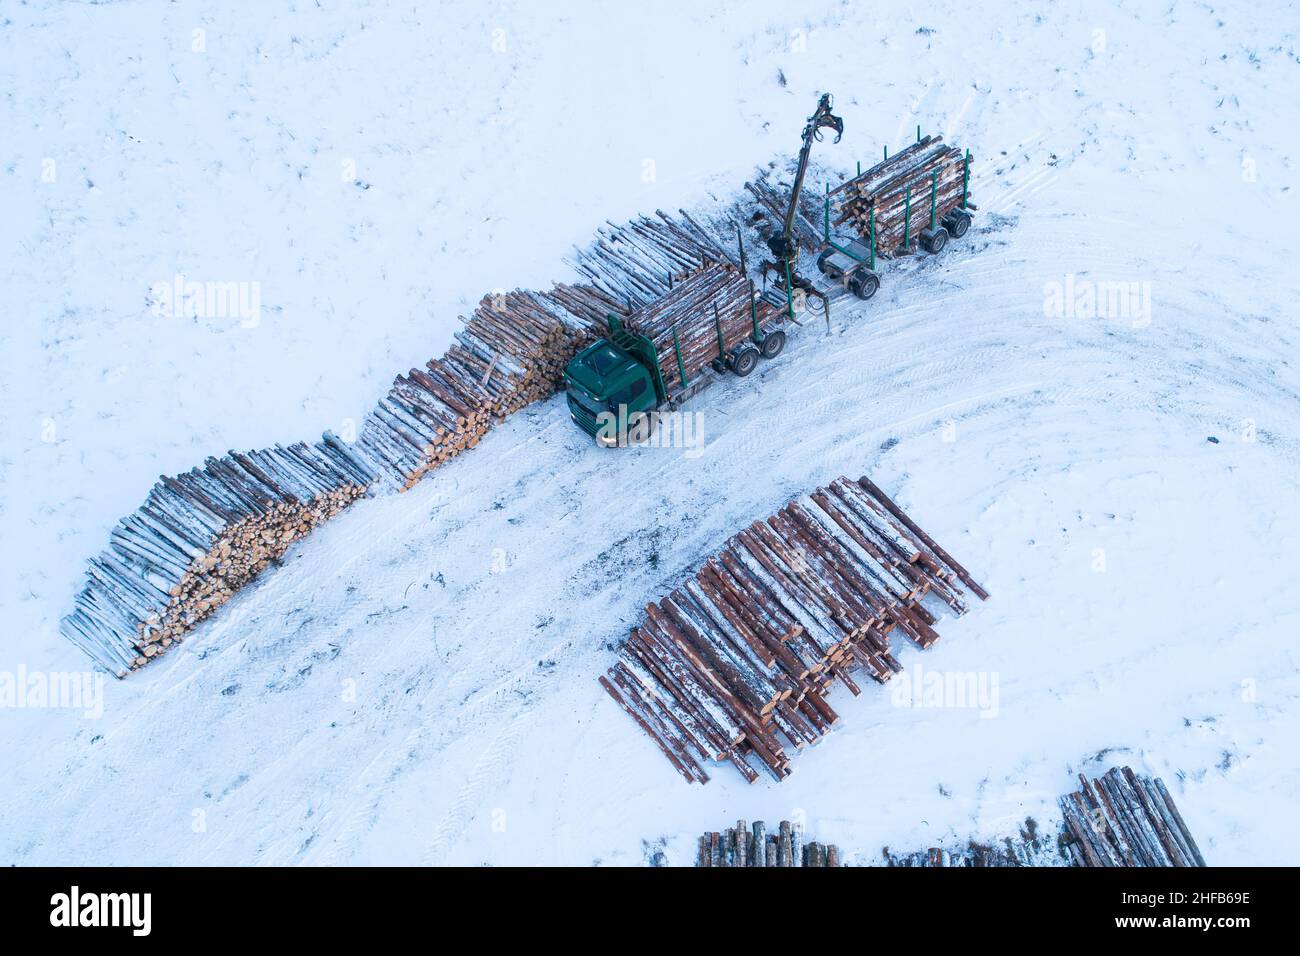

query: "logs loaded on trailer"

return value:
[829, 134, 973, 258]
[1060, 767, 1206, 867]
[599, 262, 785, 398]
[568, 209, 740, 309]
[697, 820, 840, 868]
[59, 435, 378, 676]
[600, 475, 989, 784]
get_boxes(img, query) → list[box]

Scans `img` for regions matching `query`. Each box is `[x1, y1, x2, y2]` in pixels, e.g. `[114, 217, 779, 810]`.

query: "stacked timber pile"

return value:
[831, 135, 969, 257]
[569, 209, 738, 309]
[600, 475, 989, 784]
[356, 284, 630, 489]
[59, 434, 376, 676]
[1060, 767, 1206, 867]
[697, 820, 840, 867]
[622, 264, 779, 394]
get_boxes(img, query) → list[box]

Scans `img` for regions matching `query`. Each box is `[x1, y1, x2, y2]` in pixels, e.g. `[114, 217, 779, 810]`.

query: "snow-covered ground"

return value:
[1, 0, 1297, 864]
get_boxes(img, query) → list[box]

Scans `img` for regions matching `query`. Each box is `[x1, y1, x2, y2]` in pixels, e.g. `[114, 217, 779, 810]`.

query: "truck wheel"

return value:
[850, 271, 880, 300]
[923, 227, 949, 254]
[730, 345, 760, 377]
[759, 330, 786, 359]
[946, 212, 971, 238]
[816, 249, 835, 275]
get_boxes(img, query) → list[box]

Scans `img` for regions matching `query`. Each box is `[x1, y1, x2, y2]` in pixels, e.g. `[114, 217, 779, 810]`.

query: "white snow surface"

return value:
[1, 0, 1298, 865]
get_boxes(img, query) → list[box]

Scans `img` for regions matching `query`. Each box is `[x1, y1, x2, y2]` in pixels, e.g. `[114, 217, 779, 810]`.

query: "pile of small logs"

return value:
[568, 209, 739, 309]
[831, 135, 970, 257]
[1060, 767, 1206, 867]
[59, 433, 377, 676]
[697, 820, 840, 867]
[623, 264, 780, 394]
[600, 475, 989, 784]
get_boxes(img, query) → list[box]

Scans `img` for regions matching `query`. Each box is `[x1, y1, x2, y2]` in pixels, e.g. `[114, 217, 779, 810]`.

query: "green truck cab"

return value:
[564, 317, 665, 446]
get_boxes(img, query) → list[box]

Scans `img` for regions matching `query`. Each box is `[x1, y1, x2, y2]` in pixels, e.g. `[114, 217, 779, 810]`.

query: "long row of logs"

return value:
[355, 282, 635, 489]
[688, 769, 1204, 867]
[831, 135, 971, 257]
[600, 475, 989, 784]
[61, 208, 736, 669]
[697, 820, 839, 867]
[1060, 767, 1207, 867]
[60, 434, 378, 675]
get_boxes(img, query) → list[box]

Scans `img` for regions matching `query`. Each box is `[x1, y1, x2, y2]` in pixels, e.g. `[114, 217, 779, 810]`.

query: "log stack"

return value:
[600, 475, 989, 784]
[696, 819, 840, 867]
[59, 433, 377, 676]
[831, 135, 970, 258]
[1060, 767, 1206, 867]
[355, 284, 632, 489]
[569, 209, 738, 309]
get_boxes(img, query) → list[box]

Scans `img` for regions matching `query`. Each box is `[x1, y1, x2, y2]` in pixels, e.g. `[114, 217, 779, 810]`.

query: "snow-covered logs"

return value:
[831, 135, 971, 257]
[697, 819, 839, 867]
[600, 475, 988, 784]
[568, 209, 740, 309]
[1060, 767, 1206, 867]
[355, 284, 627, 489]
[60, 435, 377, 676]
[620, 264, 782, 395]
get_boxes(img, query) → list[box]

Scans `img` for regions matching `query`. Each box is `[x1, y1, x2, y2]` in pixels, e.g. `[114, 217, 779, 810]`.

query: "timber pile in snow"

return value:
[1060, 767, 1206, 867]
[568, 209, 739, 309]
[623, 264, 780, 394]
[355, 283, 627, 489]
[831, 135, 970, 257]
[697, 819, 840, 867]
[60, 435, 376, 676]
[600, 475, 989, 784]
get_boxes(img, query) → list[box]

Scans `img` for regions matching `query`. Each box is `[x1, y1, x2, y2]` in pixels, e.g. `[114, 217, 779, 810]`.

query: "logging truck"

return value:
[563, 96, 977, 447]
[564, 263, 786, 445]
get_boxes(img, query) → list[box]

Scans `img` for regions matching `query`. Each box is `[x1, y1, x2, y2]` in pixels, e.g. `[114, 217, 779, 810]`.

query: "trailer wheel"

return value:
[947, 212, 971, 238]
[730, 345, 760, 377]
[816, 249, 835, 275]
[760, 330, 787, 359]
[849, 271, 880, 300]
[923, 227, 949, 254]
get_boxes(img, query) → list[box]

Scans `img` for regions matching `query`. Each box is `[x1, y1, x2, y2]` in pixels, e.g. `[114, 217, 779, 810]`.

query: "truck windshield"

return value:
[608, 378, 648, 408]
